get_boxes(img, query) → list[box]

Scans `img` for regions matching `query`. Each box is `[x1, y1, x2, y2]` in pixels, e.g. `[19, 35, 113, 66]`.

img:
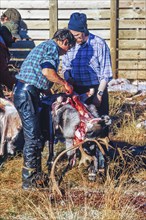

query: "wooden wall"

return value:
[0, 0, 146, 80]
[118, 0, 146, 80]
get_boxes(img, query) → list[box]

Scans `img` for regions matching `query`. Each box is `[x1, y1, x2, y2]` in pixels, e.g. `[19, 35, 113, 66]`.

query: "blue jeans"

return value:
[13, 81, 42, 169]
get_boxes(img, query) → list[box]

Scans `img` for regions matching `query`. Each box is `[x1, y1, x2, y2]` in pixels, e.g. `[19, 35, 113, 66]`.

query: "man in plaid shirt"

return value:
[13, 29, 75, 190]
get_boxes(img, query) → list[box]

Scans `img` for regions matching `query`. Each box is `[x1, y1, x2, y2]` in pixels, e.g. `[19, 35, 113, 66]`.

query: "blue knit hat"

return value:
[68, 12, 89, 35]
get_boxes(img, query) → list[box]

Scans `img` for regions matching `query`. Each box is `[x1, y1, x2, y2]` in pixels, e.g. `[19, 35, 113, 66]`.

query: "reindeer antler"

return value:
[50, 143, 83, 196]
[97, 137, 110, 150]
[50, 137, 111, 196]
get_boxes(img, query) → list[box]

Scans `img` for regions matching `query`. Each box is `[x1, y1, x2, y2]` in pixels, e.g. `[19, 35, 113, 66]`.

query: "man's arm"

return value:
[98, 42, 113, 85]
[42, 68, 73, 94]
[96, 42, 113, 105]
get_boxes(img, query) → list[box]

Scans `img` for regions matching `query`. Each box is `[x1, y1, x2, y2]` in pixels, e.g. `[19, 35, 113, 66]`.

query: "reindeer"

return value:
[41, 94, 112, 196]
[0, 95, 145, 196]
[0, 98, 23, 158]
[41, 94, 145, 197]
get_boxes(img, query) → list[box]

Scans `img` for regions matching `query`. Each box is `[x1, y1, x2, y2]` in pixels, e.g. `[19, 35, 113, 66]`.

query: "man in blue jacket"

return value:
[62, 13, 113, 173]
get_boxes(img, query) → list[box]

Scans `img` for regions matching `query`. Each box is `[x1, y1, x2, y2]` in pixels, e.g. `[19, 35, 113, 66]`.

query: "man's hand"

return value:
[64, 82, 73, 95]
[42, 68, 73, 94]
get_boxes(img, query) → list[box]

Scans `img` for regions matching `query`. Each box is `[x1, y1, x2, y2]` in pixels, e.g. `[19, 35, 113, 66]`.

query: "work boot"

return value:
[22, 167, 49, 190]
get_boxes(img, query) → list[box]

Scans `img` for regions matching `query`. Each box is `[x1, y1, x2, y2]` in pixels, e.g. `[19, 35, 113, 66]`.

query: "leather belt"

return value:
[15, 79, 40, 94]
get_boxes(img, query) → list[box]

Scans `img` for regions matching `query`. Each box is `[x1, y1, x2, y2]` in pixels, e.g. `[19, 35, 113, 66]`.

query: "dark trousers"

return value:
[13, 81, 42, 169]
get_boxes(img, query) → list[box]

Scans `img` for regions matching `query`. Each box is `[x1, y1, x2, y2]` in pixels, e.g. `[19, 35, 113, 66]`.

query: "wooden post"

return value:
[49, 0, 58, 39]
[110, 0, 118, 78]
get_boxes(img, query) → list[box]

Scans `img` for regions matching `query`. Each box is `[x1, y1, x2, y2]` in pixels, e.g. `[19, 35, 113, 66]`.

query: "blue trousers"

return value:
[13, 81, 42, 169]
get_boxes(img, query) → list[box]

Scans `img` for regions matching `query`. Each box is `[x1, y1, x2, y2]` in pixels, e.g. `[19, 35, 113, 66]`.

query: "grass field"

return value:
[0, 91, 146, 220]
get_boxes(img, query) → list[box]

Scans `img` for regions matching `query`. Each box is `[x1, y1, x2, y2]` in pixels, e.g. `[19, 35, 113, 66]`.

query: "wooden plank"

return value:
[119, 60, 146, 69]
[1, 0, 111, 9]
[119, 30, 146, 39]
[9, 48, 31, 51]
[22, 30, 50, 40]
[1, 0, 50, 9]
[1, 0, 145, 9]
[58, 9, 110, 19]
[119, 0, 146, 8]
[119, 50, 146, 59]
[0, 9, 111, 19]
[119, 20, 146, 29]
[10, 57, 25, 62]
[58, 20, 110, 29]
[89, 30, 110, 39]
[119, 40, 146, 49]
[118, 70, 146, 80]
[21, 20, 49, 29]
[110, 0, 118, 78]
[3, 8, 145, 20]
[58, 0, 111, 9]
[22, 20, 110, 30]
[32, 40, 45, 46]
[119, 9, 146, 19]
[49, 0, 58, 38]
[9, 60, 23, 68]
[0, 9, 50, 19]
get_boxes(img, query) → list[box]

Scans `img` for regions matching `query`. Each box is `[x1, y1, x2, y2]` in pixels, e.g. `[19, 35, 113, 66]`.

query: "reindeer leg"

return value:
[97, 137, 115, 176]
[0, 116, 8, 156]
[78, 144, 94, 167]
[87, 139, 107, 178]
[47, 141, 54, 172]
[57, 139, 77, 186]
[46, 105, 55, 172]
[94, 138, 112, 179]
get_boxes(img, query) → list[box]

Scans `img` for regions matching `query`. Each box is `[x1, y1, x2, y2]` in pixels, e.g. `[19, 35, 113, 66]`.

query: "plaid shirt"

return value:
[62, 33, 113, 86]
[16, 40, 60, 90]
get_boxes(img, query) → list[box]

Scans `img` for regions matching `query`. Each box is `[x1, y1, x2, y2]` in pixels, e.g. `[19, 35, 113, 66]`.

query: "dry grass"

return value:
[0, 91, 146, 220]
[0, 161, 145, 220]
[109, 92, 146, 145]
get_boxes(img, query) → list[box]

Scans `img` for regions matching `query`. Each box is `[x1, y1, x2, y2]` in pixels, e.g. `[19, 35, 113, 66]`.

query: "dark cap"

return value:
[68, 12, 89, 35]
